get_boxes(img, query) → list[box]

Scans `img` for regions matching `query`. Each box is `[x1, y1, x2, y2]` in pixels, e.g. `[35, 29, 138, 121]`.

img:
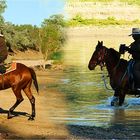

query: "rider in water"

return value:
[119, 28, 140, 89]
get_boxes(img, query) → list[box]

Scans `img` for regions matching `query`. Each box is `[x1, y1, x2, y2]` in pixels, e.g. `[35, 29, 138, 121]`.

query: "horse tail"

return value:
[29, 67, 39, 94]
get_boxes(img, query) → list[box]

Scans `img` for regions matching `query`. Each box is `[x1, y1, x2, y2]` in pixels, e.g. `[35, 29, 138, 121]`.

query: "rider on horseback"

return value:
[0, 30, 15, 74]
[119, 28, 140, 90]
[0, 31, 8, 74]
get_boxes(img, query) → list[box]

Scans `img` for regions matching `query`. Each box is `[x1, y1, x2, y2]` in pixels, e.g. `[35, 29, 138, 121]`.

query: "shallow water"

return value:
[48, 65, 140, 132]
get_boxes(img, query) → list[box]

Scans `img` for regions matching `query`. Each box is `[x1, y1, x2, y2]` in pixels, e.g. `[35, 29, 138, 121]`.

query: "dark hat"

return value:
[129, 28, 140, 36]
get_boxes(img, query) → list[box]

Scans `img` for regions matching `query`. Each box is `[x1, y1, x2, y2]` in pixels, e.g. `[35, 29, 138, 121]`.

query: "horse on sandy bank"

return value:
[0, 62, 39, 120]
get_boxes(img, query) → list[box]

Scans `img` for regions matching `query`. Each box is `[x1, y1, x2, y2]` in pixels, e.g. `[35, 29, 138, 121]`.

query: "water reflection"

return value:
[110, 108, 140, 131]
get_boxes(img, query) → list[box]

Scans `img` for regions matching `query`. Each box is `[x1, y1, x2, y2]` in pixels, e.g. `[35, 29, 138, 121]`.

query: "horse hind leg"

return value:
[23, 82, 35, 121]
[28, 96, 35, 120]
[8, 89, 24, 119]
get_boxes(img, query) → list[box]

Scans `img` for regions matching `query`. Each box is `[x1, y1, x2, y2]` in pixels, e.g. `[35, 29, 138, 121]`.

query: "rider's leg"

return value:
[133, 61, 140, 88]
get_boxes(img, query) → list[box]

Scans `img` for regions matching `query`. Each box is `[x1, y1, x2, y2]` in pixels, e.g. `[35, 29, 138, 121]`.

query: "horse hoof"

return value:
[7, 114, 13, 119]
[7, 116, 12, 119]
[111, 102, 115, 106]
[28, 116, 34, 121]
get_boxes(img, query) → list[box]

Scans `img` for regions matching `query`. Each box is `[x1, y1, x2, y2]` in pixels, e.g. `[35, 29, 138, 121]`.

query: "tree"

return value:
[41, 14, 66, 60]
[2, 22, 40, 51]
[0, 0, 7, 25]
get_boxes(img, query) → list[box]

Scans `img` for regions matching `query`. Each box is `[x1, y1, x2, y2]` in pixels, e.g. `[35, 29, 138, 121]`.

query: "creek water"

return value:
[48, 65, 140, 132]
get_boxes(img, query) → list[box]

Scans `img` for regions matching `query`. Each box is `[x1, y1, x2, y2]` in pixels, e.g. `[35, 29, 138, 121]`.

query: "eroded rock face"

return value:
[65, 1, 140, 20]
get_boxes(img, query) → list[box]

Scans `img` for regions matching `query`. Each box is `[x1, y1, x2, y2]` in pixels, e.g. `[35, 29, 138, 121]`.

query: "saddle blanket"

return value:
[0, 62, 17, 75]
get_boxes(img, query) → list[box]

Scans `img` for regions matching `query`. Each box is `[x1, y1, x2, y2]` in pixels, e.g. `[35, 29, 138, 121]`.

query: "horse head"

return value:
[88, 41, 107, 70]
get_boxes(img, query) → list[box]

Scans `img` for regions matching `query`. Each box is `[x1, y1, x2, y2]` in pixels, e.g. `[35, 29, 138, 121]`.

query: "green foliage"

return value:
[0, 1, 67, 61]
[67, 15, 140, 26]
[2, 22, 40, 51]
[42, 14, 66, 27]
[41, 15, 66, 60]
[0, 0, 6, 15]
[72, 14, 84, 22]
[0, 0, 7, 25]
[50, 51, 63, 60]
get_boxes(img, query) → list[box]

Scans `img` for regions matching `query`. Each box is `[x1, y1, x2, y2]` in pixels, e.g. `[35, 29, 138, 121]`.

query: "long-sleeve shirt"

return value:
[129, 39, 140, 60]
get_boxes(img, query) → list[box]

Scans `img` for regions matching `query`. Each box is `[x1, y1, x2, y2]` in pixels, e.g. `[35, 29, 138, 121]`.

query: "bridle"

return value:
[97, 46, 108, 70]
[96, 46, 113, 90]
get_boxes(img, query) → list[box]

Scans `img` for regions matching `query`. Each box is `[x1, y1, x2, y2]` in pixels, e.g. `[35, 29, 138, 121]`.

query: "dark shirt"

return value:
[129, 39, 140, 60]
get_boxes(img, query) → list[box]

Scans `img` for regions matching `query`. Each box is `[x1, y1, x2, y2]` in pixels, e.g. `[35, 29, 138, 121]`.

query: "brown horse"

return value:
[0, 63, 38, 120]
[88, 41, 139, 106]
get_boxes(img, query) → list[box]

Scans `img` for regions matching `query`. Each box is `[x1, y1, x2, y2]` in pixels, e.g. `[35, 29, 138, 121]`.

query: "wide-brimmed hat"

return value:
[129, 28, 140, 36]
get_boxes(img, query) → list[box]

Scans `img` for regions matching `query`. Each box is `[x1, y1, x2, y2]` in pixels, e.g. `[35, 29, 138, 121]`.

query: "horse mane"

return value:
[108, 48, 128, 67]
[108, 48, 120, 60]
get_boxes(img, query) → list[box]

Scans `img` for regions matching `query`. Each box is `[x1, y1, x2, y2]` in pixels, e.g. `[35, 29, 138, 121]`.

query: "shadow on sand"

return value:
[0, 107, 30, 118]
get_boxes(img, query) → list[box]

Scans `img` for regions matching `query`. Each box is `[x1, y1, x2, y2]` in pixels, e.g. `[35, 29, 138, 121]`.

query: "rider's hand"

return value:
[119, 44, 127, 54]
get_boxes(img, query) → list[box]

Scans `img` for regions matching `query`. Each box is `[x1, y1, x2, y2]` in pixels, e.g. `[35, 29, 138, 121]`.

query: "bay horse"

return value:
[0, 63, 38, 120]
[88, 41, 139, 106]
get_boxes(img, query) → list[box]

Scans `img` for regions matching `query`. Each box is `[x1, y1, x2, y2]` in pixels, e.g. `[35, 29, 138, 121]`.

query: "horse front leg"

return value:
[8, 88, 24, 119]
[8, 98, 24, 119]
[118, 90, 126, 106]
[111, 89, 119, 106]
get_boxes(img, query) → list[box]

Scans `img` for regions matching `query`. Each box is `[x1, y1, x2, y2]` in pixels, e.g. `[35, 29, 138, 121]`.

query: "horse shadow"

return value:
[0, 108, 30, 118]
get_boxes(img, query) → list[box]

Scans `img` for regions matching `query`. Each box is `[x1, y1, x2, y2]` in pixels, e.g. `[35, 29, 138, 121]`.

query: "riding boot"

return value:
[133, 61, 140, 89]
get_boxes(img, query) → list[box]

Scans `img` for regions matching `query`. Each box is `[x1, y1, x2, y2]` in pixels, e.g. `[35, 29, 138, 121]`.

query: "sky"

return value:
[3, 0, 65, 26]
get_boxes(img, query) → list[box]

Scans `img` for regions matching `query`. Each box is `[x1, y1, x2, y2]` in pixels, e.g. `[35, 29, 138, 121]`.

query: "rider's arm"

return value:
[128, 42, 140, 54]
[119, 44, 130, 54]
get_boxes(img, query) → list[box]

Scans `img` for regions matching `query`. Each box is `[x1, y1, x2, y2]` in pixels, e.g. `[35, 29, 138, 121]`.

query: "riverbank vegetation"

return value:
[66, 15, 140, 27]
[0, 1, 66, 61]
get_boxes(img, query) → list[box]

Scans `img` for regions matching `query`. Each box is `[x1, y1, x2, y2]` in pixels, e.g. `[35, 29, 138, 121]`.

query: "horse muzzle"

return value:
[88, 63, 96, 70]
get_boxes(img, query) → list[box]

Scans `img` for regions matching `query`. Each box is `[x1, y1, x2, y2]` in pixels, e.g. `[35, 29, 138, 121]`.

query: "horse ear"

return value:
[98, 41, 100, 44]
[101, 41, 103, 46]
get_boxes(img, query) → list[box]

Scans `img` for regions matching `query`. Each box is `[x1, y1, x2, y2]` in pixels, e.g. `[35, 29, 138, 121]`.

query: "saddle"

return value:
[0, 62, 17, 75]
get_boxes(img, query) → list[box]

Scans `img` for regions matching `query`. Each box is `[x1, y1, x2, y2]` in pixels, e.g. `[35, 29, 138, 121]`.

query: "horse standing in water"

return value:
[0, 63, 38, 120]
[88, 41, 139, 106]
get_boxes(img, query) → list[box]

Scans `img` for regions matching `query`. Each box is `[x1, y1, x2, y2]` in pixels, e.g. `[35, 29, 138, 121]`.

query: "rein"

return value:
[99, 48, 124, 91]
[99, 48, 112, 90]
[101, 67, 112, 91]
